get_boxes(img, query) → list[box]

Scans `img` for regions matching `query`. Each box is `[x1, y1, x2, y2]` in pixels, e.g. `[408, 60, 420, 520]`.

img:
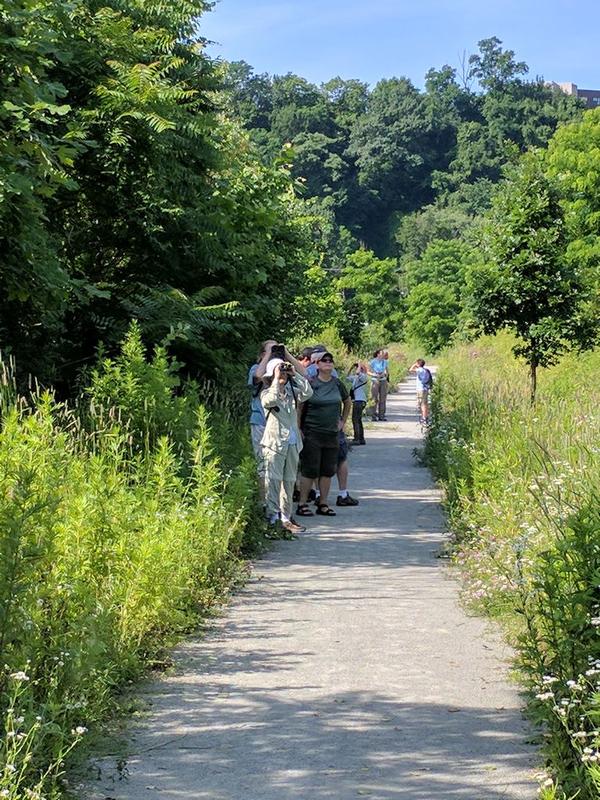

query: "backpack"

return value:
[421, 368, 433, 390]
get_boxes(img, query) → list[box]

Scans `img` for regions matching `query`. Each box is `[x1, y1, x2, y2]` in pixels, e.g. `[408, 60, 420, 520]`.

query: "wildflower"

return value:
[10, 671, 29, 681]
[567, 680, 577, 688]
[542, 675, 558, 684]
[72, 725, 88, 736]
[590, 617, 600, 626]
[5, 764, 16, 774]
[1, 790, 9, 798]
[573, 731, 588, 739]
[536, 691, 555, 701]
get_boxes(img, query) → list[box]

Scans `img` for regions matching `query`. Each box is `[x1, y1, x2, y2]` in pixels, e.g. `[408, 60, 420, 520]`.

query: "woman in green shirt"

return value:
[296, 352, 351, 517]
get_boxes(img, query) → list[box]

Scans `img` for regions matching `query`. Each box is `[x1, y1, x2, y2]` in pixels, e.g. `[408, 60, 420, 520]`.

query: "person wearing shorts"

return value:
[296, 352, 351, 518]
[410, 358, 432, 424]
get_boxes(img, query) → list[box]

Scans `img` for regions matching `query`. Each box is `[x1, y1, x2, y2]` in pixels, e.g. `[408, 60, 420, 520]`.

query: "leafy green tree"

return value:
[337, 248, 402, 336]
[545, 108, 600, 299]
[395, 204, 473, 260]
[403, 239, 476, 293]
[466, 153, 594, 402]
[404, 283, 460, 353]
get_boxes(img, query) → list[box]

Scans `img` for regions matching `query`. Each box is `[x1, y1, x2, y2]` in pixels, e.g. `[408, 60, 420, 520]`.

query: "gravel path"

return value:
[88, 377, 538, 800]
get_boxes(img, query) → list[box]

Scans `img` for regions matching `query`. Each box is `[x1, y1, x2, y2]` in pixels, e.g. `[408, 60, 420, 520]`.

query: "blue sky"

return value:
[201, 0, 599, 90]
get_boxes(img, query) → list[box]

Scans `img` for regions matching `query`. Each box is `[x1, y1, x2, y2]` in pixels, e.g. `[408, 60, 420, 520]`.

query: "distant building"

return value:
[547, 81, 600, 109]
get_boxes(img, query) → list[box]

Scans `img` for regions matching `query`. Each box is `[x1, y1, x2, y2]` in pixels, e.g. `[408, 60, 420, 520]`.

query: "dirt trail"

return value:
[87, 377, 537, 799]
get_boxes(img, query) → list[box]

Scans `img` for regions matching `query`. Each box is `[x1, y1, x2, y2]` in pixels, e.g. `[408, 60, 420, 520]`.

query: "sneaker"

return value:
[282, 519, 306, 534]
[336, 494, 359, 507]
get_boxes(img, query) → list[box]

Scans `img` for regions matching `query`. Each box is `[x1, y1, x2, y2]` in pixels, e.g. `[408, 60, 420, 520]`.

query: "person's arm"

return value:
[339, 396, 352, 430]
[283, 346, 306, 377]
[292, 372, 313, 402]
[255, 340, 277, 380]
[409, 361, 420, 373]
[366, 360, 378, 378]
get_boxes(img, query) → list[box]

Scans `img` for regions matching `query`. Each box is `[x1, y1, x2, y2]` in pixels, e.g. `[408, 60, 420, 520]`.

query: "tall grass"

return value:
[426, 333, 600, 799]
[0, 325, 260, 798]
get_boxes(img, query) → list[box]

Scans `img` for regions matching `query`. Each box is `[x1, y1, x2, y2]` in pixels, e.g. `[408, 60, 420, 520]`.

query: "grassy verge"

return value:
[0, 325, 267, 799]
[424, 333, 600, 800]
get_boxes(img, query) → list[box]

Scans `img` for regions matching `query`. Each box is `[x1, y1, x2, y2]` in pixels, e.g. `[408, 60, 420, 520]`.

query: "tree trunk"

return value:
[529, 361, 537, 405]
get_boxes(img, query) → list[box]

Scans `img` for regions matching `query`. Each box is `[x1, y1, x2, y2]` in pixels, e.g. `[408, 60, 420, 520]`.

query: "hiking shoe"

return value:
[282, 519, 306, 534]
[336, 494, 359, 507]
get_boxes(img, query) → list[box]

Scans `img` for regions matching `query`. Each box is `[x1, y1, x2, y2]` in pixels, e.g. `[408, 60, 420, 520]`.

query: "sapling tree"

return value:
[467, 152, 595, 403]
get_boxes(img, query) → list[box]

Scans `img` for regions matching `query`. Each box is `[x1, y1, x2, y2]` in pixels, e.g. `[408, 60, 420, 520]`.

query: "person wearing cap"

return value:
[261, 357, 313, 533]
[306, 346, 339, 380]
[296, 352, 351, 517]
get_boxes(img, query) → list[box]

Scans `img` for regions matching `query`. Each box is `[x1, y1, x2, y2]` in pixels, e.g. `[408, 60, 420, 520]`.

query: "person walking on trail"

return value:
[368, 348, 389, 421]
[296, 352, 351, 518]
[261, 358, 313, 534]
[410, 358, 433, 425]
[348, 361, 368, 445]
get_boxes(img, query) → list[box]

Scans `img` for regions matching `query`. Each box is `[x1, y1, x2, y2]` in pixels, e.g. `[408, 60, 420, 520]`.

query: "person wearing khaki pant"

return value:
[370, 378, 388, 421]
[368, 349, 389, 421]
[261, 360, 313, 533]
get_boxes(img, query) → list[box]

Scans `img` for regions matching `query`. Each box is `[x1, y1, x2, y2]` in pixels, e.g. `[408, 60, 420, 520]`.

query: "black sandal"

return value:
[296, 503, 314, 517]
[316, 504, 336, 516]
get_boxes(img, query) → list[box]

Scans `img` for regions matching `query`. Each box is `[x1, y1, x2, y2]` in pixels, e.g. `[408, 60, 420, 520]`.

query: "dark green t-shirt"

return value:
[303, 377, 349, 435]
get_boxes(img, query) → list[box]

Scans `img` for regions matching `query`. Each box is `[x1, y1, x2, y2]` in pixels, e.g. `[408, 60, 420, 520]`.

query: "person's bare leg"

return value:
[318, 476, 332, 507]
[337, 460, 348, 492]
[299, 475, 314, 504]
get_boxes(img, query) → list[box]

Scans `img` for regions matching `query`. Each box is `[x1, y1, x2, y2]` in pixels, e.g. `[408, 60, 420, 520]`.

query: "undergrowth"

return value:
[0, 324, 264, 799]
[425, 333, 600, 799]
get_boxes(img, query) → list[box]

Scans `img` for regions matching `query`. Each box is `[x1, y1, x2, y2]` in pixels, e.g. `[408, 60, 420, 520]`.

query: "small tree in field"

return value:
[467, 152, 595, 403]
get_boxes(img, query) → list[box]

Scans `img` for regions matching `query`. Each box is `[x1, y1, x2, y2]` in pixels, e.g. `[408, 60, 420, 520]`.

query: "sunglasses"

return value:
[320, 357, 334, 363]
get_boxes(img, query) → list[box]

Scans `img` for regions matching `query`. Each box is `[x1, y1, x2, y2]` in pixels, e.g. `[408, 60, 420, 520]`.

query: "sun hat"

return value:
[264, 357, 284, 377]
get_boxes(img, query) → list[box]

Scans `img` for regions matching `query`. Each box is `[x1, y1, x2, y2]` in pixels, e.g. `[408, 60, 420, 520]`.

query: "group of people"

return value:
[247, 342, 393, 534]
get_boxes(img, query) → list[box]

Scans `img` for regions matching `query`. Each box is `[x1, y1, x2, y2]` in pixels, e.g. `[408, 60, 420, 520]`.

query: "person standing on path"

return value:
[247, 342, 274, 503]
[410, 358, 433, 425]
[261, 358, 312, 533]
[348, 361, 368, 445]
[368, 348, 389, 421]
[296, 352, 351, 518]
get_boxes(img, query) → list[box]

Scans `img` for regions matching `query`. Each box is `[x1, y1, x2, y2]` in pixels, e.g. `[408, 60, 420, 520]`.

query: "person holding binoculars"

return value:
[259, 346, 312, 533]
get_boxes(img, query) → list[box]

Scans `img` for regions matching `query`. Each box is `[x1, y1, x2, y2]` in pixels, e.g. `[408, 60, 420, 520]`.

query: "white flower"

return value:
[1, 789, 10, 797]
[536, 691, 555, 701]
[10, 671, 29, 681]
[72, 725, 87, 736]
[567, 680, 578, 688]
[573, 731, 588, 739]
[590, 617, 600, 626]
[5, 764, 16, 773]
[542, 675, 558, 684]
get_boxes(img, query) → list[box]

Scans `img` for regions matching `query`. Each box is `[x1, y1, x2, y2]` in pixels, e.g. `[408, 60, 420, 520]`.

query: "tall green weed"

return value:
[426, 333, 600, 798]
[0, 328, 260, 798]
